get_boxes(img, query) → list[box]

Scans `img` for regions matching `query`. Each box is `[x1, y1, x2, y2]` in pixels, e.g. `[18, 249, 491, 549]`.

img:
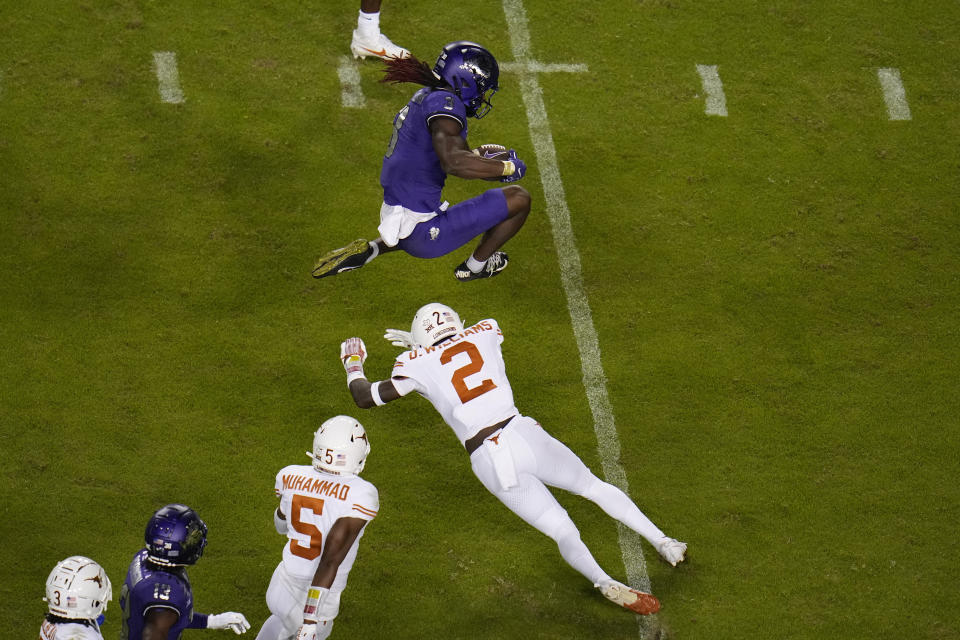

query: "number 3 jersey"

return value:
[274, 465, 379, 585]
[39, 620, 103, 640]
[119, 549, 195, 640]
[391, 319, 520, 446]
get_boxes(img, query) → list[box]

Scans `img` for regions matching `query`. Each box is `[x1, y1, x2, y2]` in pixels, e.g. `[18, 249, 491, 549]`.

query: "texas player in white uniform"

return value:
[255, 416, 379, 640]
[40, 556, 112, 640]
[338, 302, 687, 616]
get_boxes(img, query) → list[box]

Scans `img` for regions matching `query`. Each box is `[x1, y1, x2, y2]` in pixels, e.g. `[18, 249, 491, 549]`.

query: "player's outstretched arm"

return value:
[341, 337, 402, 409]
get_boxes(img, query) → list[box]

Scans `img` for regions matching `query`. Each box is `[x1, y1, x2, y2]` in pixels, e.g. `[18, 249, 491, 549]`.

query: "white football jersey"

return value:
[391, 319, 520, 446]
[274, 465, 379, 585]
[39, 619, 103, 640]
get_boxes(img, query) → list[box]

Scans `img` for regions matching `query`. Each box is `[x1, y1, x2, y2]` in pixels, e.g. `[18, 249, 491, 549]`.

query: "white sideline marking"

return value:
[337, 56, 365, 108]
[502, 1, 652, 634]
[152, 51, 184, 104]
[877, 67, 911, 121]
[696, 64, 728, 116]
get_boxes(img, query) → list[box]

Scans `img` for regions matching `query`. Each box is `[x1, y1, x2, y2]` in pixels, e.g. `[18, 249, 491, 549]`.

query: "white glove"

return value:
[340, 337, 367, 378]
[208, 612, 250, 634]
[340, 337, 367, 365]
[383, 328, 415, 350]
[295, 623, 317, 640]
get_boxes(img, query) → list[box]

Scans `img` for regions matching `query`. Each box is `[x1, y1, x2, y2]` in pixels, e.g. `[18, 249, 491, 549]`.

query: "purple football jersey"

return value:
[380, 87, 469, 213]
[119, 549, 196, 640]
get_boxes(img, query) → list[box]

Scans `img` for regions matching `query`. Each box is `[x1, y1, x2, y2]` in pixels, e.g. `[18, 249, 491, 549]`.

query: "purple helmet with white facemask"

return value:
[433, 41, 500, 118]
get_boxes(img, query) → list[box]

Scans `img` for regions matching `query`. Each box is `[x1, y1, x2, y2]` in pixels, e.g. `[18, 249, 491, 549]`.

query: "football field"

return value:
[2, 1, 959, 638]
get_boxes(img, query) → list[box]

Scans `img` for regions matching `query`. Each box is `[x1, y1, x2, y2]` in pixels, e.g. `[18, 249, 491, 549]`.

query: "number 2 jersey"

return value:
[390, 319, 520, 447]
[119, 549, 196, 640]
[274, 465, 379, 588]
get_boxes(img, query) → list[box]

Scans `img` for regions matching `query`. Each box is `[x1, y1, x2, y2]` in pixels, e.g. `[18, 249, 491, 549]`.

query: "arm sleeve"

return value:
[187, 613, 209, 629]
[422, 90, 468, 131]
[275, 466, 293, 498]
[351, 483, 380, 521]
[390, 375, 420, 397]
[390, 357, 423, 397]
[489, 318, 504, 345]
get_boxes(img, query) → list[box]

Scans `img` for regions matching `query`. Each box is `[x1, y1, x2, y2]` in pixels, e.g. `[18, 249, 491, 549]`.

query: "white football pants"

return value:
[255, 562, 337, 640]
[469, 415, 666, 586]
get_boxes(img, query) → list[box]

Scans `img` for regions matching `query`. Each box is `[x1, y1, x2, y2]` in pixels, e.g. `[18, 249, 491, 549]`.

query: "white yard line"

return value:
[337, 56, 366, 108]
[501, 1, 654, 634]
[500, 62, 589, 74]
[152, 51, 184, 104]
[696, 64, 728, 117]
[877, 67, 912, 121]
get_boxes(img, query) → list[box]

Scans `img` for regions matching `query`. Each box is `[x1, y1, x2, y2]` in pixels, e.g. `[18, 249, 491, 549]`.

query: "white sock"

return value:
[465, 254, 486, 273]
[364, 241, 379, 265]
[583, 477, 666, 545]
[557, 531, 610, 585]
[357, 10, 380, 39]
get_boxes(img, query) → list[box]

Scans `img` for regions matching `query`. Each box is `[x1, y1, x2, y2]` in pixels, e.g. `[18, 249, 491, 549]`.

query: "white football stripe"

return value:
[337, 56, 365, 109]
[502, 1, 653, 634]
[500, 62, 589, 74]
[877, 67, 912, 121]
[152, 51, 184, 104]
[696, 64, 728, 116]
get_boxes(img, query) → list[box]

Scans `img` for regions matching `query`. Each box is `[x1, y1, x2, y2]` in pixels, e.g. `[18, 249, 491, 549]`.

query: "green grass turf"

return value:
[2, 1, 959, 638]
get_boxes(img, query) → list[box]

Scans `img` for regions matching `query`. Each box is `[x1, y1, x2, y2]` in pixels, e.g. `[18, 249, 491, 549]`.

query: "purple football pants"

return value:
[398, 189, 509, 259]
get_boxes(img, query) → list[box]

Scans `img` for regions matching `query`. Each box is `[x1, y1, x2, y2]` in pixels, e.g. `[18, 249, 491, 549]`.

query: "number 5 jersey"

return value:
[274, 466, 379, 585]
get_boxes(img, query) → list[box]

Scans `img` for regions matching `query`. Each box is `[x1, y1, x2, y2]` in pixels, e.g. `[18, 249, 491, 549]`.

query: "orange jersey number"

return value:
[440, 341, 497, 403]
[288, 494, 326, 560]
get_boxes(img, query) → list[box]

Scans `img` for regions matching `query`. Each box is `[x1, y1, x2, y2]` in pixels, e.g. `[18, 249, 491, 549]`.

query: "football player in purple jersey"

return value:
[313, 40, 532, 283]
[119, 504, 250, 639]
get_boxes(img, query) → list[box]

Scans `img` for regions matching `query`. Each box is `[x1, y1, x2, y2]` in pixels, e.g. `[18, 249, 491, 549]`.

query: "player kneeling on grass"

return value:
[120, 504, 250, 639]
[337, 303, 687, 616]
[255, 416, 378, 640]
[41, 556, 112, 640]
[312, 41, 531, 283]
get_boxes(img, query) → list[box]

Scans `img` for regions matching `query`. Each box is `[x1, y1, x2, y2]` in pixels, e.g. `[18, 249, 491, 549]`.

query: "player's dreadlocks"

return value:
[381, 55, 447, 89]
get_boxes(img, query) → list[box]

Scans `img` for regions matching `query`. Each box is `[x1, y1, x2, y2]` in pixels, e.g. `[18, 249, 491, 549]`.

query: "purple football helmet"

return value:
[144, 504, 208, 567]
[433, 41, 499, 118]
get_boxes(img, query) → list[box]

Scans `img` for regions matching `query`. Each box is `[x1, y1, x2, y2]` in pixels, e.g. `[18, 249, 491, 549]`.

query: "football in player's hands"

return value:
[473, 143, 509, 160]
[474, 143, 513, 181]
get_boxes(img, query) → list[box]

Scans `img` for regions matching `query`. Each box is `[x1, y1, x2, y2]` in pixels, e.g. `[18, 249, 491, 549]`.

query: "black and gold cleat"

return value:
[312, 239, 373, 279]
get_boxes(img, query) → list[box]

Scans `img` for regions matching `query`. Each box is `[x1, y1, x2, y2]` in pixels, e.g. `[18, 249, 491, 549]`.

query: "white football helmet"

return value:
[410, 302, 463, 348]
[44, 556, 112, 620]
[307, 415, 370, 475]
